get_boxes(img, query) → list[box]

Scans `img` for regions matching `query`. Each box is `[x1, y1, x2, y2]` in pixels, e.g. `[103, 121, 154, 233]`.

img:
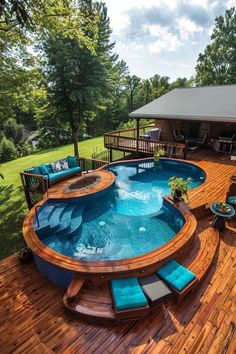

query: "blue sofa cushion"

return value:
[27, 166, 41, 175]
[111, 277, 148, 311]
[45, 163, 53, 173]
[38, 164, 49, 175]
[67, 156, 78, 168]
[227, 196, 236, 205]
[156, 260, 196, 292]
[48, 166, 81, 182]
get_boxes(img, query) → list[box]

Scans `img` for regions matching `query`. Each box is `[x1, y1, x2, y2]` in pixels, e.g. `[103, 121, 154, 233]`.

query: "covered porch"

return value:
[104, 118, 236, 162]
[104, 122, 187, 161]
[104, 85, 236, 162]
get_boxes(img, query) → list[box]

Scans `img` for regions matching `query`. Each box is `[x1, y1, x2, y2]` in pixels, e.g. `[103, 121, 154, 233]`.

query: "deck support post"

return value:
[136, 117, 140, 153]
[109, 149, 113, 162]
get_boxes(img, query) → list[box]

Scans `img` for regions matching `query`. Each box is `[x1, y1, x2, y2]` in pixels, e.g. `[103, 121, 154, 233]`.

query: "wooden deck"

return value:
[0, 155, 236, 353]
[0, 216, 235, 353]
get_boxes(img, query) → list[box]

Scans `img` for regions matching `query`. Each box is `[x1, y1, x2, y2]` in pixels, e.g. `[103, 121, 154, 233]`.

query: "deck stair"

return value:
[63, 224, 220, 321]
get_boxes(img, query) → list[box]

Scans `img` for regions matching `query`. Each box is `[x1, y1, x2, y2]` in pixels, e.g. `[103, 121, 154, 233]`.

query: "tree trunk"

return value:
[72, 128, 79, 157]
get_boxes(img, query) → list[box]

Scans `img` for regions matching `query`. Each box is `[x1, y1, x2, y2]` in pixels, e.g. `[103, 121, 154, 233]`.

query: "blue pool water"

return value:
[35, 159, 205, 261]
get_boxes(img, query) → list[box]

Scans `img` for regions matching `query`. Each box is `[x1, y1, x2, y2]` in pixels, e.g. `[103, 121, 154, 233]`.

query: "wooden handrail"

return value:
[104, 133, 186, 159]
[105, 134, 185, 147]
[105, 125, 154, 136]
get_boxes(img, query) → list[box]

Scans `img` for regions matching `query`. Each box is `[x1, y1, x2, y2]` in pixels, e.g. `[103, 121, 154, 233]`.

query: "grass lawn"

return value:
[0, 136, 104, 260]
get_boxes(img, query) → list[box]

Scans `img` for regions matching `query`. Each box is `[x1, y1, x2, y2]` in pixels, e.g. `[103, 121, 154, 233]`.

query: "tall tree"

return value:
[41, 1, 115, 156]
[195, 7, 236, 86]
[125, 75, 141, 112]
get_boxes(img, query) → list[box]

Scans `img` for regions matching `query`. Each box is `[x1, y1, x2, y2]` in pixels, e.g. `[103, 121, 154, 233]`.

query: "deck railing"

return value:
[20, 157, 109, 209]
[104, 126, 186, 159]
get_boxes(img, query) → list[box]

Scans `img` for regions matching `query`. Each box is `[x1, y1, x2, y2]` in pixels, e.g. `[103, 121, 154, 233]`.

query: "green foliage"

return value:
[40, 1, 115, 156]
[3, 118, 23, 144]
[154, 147, 165, 162]
[196, 7, 236, 85]
[0, 137, 17, 162]
[168, 176, 192, 203]
[0, 136, 103, 260]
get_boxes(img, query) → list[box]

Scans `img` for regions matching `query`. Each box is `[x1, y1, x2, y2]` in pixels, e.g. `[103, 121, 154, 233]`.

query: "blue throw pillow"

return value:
[27, 166, 41, 175]
[38, 164, 49, 175]
[67, 156, 78, 168]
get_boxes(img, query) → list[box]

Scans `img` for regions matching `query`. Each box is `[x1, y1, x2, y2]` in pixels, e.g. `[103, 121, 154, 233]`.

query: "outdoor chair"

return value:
[186, 132, 208, 147]
[156, 260, 197, 302]
[143, 128, 161, 141]
[111, 277, 149, 320]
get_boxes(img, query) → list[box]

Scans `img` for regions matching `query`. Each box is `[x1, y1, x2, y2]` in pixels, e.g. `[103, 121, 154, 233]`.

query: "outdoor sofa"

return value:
[23, 156, 81, 187]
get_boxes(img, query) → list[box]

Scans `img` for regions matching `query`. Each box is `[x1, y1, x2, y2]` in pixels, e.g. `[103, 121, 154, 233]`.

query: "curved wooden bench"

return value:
[63, 227, 220, 321]
[186, 227, 220, 281]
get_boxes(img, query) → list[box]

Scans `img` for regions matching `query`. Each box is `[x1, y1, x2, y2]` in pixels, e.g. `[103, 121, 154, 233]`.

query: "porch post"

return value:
[136, 117, 140, 153]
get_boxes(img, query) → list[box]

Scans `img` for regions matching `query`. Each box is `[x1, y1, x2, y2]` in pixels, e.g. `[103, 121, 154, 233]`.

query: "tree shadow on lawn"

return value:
[0, 185, 28, 260]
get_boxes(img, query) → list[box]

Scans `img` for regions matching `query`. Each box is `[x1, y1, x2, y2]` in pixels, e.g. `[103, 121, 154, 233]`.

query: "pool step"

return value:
[59, 206, 84, 239]
[49, 205, 69, 232]
[35, 204, 68, 238]
[36, 203, 85, 244]
[55, 204, 79, 237]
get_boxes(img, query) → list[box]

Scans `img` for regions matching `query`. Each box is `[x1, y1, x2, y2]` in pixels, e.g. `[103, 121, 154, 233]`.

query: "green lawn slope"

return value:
[0, 136, 104, 260]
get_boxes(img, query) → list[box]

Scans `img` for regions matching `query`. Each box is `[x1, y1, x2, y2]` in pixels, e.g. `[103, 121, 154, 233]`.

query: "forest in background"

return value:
[0, 1, 236, 161]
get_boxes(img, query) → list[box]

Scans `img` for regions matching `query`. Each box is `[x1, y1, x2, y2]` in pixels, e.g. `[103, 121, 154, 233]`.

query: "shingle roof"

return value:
[129, 85, 236, 123]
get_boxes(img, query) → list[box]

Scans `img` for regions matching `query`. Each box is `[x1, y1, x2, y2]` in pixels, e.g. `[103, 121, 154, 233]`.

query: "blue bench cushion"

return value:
[67, 156, 78, 168]
[27, 166, 41, 175]
[156, 260, 196, 292]
[111, 277, 148, 311]
[38, 164, 49, 175]
[45, 163, 53, 173]
[228, 196, 236, 205]
[48, 166, 81, 182]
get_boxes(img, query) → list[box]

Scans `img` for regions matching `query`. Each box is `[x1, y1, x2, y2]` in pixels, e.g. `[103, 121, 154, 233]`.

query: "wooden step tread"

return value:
[181, 227, 220, 281]
[63, 283, 116, 321]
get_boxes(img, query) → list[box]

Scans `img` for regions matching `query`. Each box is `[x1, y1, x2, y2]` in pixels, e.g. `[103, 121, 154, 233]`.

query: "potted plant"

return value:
[218, 202, 228, 213]
[18, 247, 33, 264]
[154, 147, 165, 163]
[168, 176, 193, 203]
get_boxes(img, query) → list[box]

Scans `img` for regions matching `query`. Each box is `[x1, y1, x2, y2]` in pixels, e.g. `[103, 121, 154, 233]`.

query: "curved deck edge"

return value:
[63, 226, 220, 321]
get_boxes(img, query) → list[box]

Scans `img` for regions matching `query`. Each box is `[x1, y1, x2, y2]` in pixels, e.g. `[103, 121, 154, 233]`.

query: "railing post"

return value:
[109, 149, 113, 162]
[136, 117, 140, 152]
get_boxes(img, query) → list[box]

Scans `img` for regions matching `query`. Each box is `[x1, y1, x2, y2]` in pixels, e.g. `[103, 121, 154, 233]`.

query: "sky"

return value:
[104, 0, 235, 81]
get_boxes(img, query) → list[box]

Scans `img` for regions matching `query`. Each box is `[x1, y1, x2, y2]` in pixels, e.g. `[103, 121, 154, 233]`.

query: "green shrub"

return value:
[0, 137, 17, 162]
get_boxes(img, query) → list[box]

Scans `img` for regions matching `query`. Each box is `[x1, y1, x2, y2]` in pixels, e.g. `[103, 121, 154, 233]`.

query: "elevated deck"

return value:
[1, 154, 236, 352]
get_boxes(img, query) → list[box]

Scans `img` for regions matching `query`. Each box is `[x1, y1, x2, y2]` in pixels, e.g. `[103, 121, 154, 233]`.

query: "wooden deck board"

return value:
[1, 155, 236, 353]
[1, 217, 235, 353]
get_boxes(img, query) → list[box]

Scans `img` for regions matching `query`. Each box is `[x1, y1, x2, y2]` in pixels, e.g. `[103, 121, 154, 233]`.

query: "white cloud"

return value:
[177, 17, 203, 41]
[144, 25, 181, 53]
[104, 0, 232, 80]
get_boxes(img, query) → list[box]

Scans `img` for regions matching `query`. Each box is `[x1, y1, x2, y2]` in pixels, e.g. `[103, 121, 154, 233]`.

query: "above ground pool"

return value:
[33, 159, 205, 262]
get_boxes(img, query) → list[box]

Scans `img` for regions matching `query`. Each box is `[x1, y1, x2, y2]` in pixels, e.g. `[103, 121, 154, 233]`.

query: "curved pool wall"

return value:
[33, 158, 205, 262]
[23, 157, 205, 286]
[33, 254, 73, 288]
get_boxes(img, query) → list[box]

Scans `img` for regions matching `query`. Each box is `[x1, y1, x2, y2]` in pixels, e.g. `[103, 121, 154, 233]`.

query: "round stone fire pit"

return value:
[48, 170, 115, 199]
[65, 175, 101, 192]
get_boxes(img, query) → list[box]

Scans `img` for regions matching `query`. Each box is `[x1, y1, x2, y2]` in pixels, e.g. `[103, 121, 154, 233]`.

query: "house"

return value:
[104, 84, 236, 160]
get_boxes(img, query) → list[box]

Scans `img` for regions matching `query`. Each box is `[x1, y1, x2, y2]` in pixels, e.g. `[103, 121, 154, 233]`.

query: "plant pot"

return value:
[173, 189, 183, 202]
[18, 249, 33, 264]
